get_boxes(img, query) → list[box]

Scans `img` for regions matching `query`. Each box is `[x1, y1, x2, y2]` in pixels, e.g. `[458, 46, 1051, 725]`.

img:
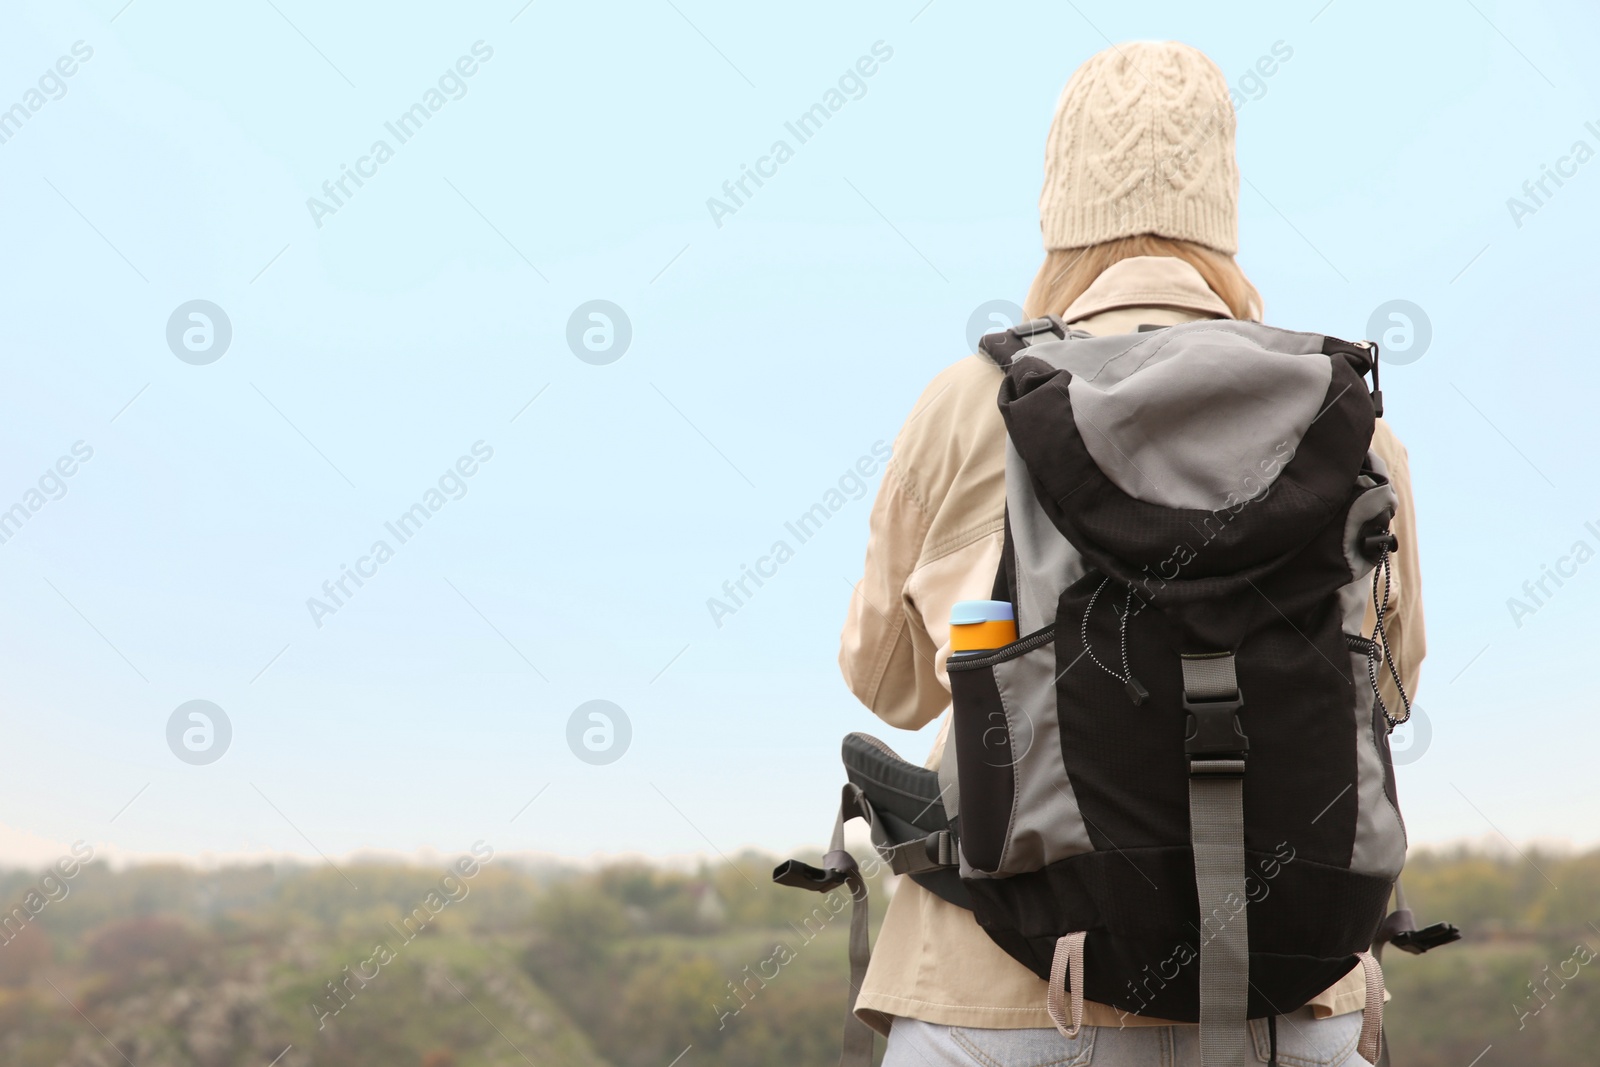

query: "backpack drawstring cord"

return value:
[1082, 576, 1148, 705]
[1368, 545, 1413, 730]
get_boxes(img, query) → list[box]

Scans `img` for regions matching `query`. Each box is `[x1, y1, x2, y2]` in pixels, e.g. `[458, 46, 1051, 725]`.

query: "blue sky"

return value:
[0, 0, 1596, 868]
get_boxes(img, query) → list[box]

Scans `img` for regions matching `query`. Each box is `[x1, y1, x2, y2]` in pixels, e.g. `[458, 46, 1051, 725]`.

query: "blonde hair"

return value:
[1022, 235, 1262, 323]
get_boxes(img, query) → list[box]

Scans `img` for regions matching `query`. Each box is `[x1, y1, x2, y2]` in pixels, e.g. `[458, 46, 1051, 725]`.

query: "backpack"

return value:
[776, 317, 1458, 1067]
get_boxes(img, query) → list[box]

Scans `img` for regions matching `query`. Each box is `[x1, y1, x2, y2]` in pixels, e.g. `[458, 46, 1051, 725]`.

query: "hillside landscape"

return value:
[0, 846, 1595, 1066]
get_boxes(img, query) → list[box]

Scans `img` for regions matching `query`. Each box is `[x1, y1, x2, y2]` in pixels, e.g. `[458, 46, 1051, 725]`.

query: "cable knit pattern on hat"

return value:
[1041, 42, 1239, 254]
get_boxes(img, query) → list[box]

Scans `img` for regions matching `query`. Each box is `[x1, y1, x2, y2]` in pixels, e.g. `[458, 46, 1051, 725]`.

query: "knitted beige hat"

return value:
[1041, 42, 1239, 254]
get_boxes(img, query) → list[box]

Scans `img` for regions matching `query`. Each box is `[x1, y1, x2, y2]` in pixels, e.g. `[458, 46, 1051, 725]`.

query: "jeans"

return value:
[881, 1009, 1372, 1067]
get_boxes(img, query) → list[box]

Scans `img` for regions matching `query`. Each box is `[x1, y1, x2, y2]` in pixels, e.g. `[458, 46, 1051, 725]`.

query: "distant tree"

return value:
[86, 915, 203, 974]
[531, 882, 630, 948]
[0, 923, 51, 986]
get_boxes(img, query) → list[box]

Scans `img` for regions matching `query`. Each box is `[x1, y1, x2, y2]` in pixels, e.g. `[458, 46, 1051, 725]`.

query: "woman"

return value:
[840, 41, 1423, 1066]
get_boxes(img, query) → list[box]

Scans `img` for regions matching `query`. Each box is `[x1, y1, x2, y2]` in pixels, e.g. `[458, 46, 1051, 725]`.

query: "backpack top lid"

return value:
[996, 320, 1378, 617]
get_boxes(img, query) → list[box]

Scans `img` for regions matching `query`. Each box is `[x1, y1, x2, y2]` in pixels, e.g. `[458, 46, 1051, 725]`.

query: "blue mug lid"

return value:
[950, 600, 1015, 625]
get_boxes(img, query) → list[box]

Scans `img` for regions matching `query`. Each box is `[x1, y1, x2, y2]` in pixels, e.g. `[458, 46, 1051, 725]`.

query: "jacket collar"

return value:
[1060, 256, 1232, 323]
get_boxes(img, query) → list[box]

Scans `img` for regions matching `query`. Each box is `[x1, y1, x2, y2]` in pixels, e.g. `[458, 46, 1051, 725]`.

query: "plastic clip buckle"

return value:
[1012, 315, 1066, 341]
[1183, 693, 1249, 771]
[1391, 922, 1462, 955]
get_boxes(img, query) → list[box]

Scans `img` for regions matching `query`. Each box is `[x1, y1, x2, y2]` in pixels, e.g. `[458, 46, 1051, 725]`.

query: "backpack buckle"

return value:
[1183, 692, 1249, 770]
[1012, 315, 1068, 340]
[772, 857, 852, 893]
[1390, 921, 1462, 954]
[978, 315, 1070, 364]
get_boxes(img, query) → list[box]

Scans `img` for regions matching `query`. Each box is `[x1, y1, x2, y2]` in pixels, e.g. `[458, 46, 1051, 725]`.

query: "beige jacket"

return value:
[839, 257, 1425, 1034]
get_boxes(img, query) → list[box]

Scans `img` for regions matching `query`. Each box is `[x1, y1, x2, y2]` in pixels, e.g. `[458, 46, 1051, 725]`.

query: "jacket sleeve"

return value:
[839, 456, 950, 732]
[1370, 420, 1426, 711]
